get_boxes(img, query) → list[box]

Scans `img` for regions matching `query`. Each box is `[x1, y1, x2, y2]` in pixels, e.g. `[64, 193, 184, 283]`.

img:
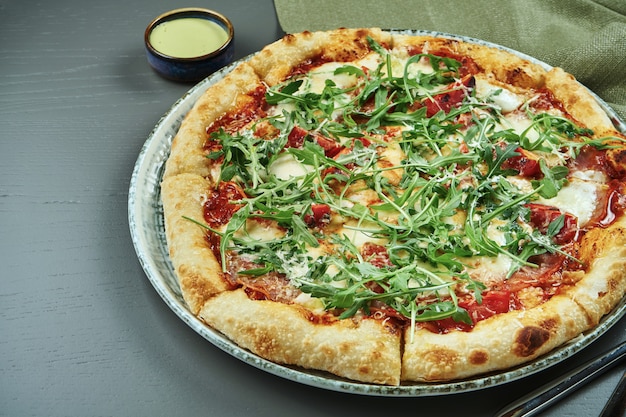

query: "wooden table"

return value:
[2, 1, 624, 415]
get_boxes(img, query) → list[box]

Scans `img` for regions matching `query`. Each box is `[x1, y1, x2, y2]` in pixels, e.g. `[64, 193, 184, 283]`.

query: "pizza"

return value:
[160, 28, 626, 385]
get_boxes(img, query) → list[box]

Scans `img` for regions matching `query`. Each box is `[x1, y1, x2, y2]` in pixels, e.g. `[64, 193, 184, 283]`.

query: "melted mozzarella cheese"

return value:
[465, 253, 513, 285]
[402, 56, 435, 79]
[235, 219, 285, 241]
[270, 102, 296, 117]
[474, 77, 524, 113]
[378, 140, 406, 185]
[306, 61, 358, 93]
[275, 250, 311, 281]
[507, 176, 534, 194]
[379, 139, 405, 165]
[571, 169, 607, 183]
[506, 171, 602, 227]
[293, 292, 325, 311]
[347, 224, 388, 249]
[501, 111, 539, 142]
[538, 176, 599, 226]
[269, 152, 313, 180]
[486, 219, 509, 245]
[357, 52, 384, 73]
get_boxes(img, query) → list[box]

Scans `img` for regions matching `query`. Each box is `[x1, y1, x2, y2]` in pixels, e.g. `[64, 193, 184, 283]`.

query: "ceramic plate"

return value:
[129, 31, 626, 396]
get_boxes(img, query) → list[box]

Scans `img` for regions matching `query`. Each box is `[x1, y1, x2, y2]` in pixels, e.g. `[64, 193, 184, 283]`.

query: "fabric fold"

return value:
[274, 0, 626, 121]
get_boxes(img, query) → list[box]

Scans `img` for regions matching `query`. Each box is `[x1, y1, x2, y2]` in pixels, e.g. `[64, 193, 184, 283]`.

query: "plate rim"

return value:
[128, 29, 626, 397]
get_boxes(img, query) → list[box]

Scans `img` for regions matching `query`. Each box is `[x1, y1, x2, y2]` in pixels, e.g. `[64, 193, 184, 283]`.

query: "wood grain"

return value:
[0, 0, 623, 415]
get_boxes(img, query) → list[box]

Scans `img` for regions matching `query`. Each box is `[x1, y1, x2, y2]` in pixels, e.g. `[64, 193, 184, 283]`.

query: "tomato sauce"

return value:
[502, 147, 541, 177]
[202, 181, 246, 227]
[525, 203, 578, 244]
[420, 291, 516, 333]
[568, 146, 626, 227]
[419, 75, 475, 117]
[286, 126, 307, 148]
[204, 85, 268, 140]
[601, 180, 626, 226]
[303, 203, 331, 228]
[361, 242, 392, 268]
[529, 88, 567, 114]
[405, 47, 480, 77]
[285, 125, 345, 157]
[287, 54, 333, 78]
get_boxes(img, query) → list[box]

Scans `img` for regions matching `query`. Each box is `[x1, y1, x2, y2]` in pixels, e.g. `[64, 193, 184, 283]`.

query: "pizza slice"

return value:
[162, 172, 403, 384]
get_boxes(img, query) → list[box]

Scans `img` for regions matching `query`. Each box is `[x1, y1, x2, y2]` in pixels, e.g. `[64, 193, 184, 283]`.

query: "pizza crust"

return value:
[247, 28, 393, 86]
[161, 173, 229, 314]
[570, 217, 626, 323]
[199, 289, 402, 385]
[402, 293, 591, 381]
[545, 67, 617, 136]
[391, 35, 547, 89]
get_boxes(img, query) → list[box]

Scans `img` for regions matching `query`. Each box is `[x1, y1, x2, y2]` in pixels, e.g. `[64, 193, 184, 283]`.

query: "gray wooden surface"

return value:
[1, 0, 624, 416]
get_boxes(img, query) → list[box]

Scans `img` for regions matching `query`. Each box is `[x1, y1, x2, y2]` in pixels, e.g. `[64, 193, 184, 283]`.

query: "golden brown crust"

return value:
[161, 174, 228, 314]
[402, 293, 591, 381]
[247, 28, 393, 86]
[246, 30, 327, 86]
[391, 35, 547, 89]
[570, 217, 626, 323]
[456, 41, 547, 89]
[544, 67, 617, 136]
[199, 289, 402, 385]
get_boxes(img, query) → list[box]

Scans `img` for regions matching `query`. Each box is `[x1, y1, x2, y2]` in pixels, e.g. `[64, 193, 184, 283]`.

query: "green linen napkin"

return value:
[274, 0, 626, 123]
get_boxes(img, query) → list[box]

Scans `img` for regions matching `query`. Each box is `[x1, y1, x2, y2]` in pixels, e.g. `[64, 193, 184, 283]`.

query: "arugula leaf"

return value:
[334, 65, 365, 78]
[290, 214, 320, 248]
[218, 204, 250, 271]
[265, 80, 304, 104]
[531, 159, 569, 199]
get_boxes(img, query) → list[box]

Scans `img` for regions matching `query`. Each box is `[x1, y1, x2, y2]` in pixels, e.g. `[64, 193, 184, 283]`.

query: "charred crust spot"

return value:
[355, 28, 370, 40]
[607, 148, 626, 178]
[439, 39, 457, 50]
[469, 349, 489, 365]
[514, 326, 550, 357]
[599, 273, 620, 298]
[358, 366, 372, 375]
[320, 345, 334, 357]
[282, 33, 296, 44]
[540, 318, 558, 332]
[282, 32, 311, 45]
[331, 48, 360, 63]
[337, 342, 351, 354]
[371, 345, 384, 360]
[505, 67, 524, 84]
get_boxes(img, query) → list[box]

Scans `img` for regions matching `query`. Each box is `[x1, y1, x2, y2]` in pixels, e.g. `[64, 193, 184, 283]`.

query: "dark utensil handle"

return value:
[599, 369, 626, 417]
[494, 341, 626, 417]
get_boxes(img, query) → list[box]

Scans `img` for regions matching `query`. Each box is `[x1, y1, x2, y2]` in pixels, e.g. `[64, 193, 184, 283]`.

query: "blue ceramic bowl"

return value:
[144, 8, 235, 83]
